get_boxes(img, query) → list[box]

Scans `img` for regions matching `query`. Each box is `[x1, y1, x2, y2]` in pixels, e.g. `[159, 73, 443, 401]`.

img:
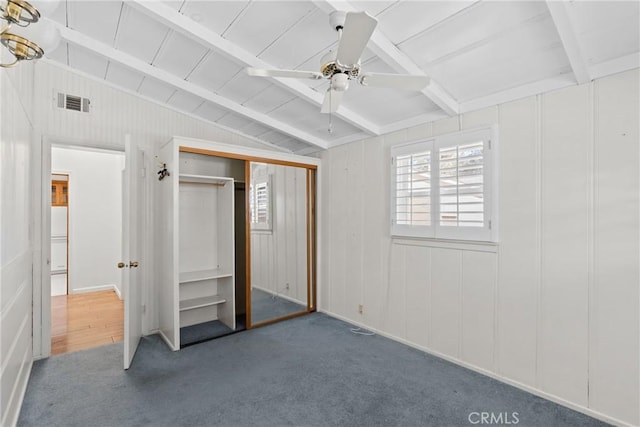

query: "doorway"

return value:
[50, 174, 68, 296]
[49, 146, 126, 355]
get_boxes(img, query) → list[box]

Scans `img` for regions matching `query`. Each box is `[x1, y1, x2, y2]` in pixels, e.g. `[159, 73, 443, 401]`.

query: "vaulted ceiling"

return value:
[43, 1, 639, 154]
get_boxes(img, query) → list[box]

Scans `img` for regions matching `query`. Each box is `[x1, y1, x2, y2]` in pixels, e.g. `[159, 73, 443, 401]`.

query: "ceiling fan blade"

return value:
[359, 73, 430, 91]
[247, 68, 323, 80]
[321, 89, 344, 114]
[335, 11, 377, 67]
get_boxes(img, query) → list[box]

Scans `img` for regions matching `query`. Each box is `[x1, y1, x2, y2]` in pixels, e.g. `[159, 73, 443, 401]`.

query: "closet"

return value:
[157, 139, 241, 350]
[157, 137, 319, 351]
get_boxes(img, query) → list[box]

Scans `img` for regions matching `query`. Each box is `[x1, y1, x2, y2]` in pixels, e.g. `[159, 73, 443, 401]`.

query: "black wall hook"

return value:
[158, 163, 170, 181]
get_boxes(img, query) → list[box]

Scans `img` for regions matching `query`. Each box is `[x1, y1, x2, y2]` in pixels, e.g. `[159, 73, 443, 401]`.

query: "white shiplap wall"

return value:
[0, 63, 35, 427]
[31, 61, 283, 349]
[34, 61, 271, 152]
[319, 69, 639, 426]
[251, 164, 308, 305]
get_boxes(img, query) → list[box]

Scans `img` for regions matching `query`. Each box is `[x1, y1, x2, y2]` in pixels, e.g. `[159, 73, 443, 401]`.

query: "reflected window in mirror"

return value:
[249, 163, 272, 232]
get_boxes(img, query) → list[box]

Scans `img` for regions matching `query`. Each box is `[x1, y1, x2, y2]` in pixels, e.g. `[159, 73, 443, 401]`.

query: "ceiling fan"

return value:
[247, 11, 430, 114]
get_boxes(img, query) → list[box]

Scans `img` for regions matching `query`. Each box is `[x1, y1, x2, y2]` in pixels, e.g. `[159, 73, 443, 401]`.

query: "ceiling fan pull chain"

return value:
[328, 82, 333, 133]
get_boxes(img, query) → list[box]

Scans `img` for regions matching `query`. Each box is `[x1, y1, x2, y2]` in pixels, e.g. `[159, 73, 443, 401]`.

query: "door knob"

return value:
[117, 262, 127, 268]
[130, 261, 139, 268]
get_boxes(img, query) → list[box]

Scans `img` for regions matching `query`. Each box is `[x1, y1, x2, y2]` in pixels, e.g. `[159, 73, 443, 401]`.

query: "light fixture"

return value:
[0, 0, 59, 68]
[1, 32, 43, 66]
[0, 0, 40, 29]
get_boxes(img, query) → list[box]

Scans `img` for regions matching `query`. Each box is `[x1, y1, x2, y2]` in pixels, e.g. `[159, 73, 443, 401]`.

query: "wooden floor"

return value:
[51, 290, 124, 356]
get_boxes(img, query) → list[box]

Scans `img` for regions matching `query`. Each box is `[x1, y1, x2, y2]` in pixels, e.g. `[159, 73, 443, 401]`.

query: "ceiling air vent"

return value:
[56, 92, 91, 113]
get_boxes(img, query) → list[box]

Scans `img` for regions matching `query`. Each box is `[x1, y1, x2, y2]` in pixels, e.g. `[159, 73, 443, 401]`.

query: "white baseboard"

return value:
[113, 284, 122, 300]
[70, 284, 120, 297]
[157, 329, 178, 351]
[319, 309, 631, 427]
[3, 345, 33, 427]
[252, 285, 306, 306]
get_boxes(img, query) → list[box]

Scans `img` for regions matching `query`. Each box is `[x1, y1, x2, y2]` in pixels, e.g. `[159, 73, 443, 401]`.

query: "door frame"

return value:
[33, 135, 145, 359]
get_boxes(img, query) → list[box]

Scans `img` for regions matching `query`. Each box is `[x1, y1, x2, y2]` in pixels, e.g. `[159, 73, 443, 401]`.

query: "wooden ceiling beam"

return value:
[129, 0, 381, 137]
[546, 1, 591, 84]
[54, 23, 330, 150]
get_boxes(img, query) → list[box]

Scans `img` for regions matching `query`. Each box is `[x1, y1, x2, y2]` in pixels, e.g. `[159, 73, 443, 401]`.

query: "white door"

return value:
[123, 136, 144, 369]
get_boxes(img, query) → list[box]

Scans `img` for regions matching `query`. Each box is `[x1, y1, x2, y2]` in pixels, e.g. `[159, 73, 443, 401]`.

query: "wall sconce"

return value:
[0, 0, 59, 68]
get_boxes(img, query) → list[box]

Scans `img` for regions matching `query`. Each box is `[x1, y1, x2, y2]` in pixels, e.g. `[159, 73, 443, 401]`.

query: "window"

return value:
[249, 176, 272, 231]
[391, 126, 497, 242]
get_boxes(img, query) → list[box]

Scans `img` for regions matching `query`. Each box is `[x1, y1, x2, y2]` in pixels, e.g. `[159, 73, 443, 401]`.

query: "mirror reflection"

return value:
[249, 162, 308, 325]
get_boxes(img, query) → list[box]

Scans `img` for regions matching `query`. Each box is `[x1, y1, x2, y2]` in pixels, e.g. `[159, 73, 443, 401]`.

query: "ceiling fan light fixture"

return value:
[331, 73, 349, 91]
[320, 50, 360, 78]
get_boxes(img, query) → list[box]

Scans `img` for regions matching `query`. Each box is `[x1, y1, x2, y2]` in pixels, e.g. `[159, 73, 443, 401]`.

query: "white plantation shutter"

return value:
[250, 177, 272, 230]
[395, 151, 431, 226]
[391, 127, 497, 242]
[391, 142, 434, 238]
[255, 182, 269, 223]
[438, 141, 484, 227]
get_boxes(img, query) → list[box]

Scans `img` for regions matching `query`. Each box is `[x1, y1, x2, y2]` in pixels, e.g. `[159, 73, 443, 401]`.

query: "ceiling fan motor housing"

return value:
[329, 11, 347, 31]
[320, 50, 360, 79]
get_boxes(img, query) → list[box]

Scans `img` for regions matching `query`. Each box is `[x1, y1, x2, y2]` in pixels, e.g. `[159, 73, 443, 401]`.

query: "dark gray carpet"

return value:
[180, 315, 246, 347]
[19, 313, 607, 427]
[251, 288, 306, 324]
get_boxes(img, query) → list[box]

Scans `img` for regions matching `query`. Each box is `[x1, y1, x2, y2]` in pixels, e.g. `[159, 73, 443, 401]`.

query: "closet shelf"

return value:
[179, 295, 226, 311]
[179, 269, 232, 284]
[179, 174, 231, 185]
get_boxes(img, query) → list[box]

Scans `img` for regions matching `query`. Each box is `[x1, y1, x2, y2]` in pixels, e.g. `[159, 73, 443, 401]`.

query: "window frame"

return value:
[390, 126, 498, 243]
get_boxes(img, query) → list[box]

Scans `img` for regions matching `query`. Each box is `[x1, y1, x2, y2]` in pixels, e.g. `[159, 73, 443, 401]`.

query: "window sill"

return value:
[251, 229, 273, 235]
[391, 236, 498, 253]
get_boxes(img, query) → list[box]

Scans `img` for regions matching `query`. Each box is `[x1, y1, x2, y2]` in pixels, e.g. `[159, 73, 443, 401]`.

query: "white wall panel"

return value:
[538, 84, 590, 406]
[430, 248, 461, 357]
[386, 243, 407, 338]
[0, 65, 35, 427]
[461, 250, 496, 371]
[327, 145, 349, 317]
[495, 97, 539, 385]
[361, 137, 388, 330]
[344, 144, 365, 319]
[404, 244, 430, 348]
[590, 70, 640, 425]
[320, 68, 640, 425]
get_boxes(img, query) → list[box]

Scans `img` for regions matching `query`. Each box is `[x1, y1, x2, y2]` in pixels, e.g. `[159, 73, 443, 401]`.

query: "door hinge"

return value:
[142, 304, 146, 314]
[488, 139, 492, 149]
[488, 220, 492, 229]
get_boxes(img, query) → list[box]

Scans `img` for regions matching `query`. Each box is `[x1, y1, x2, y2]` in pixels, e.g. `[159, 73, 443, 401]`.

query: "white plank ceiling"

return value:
[42, 0, 639, 154]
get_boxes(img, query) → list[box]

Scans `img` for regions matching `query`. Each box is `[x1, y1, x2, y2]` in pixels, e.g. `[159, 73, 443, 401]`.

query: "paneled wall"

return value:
[319, 69, 639, 425]
[0, 64, 35, 427]
[251, 164, 307, 305]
